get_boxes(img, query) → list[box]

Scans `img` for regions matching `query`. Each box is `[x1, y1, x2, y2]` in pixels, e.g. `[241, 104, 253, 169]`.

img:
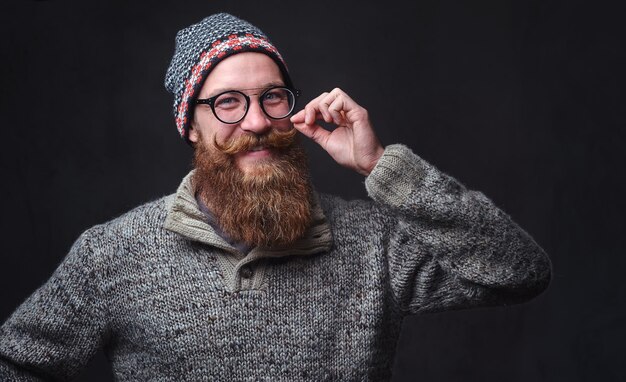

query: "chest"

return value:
[101, 241, 402, 380]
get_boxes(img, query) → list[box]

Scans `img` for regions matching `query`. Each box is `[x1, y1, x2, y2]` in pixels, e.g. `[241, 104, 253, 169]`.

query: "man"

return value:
[0, 13, 551, 381]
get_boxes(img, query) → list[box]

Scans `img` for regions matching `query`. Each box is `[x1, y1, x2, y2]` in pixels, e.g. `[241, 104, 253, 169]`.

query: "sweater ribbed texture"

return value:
[0, 144, 551, 381]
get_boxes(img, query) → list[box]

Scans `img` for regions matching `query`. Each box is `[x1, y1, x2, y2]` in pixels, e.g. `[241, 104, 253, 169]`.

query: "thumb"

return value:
[293, 122, 331, 149]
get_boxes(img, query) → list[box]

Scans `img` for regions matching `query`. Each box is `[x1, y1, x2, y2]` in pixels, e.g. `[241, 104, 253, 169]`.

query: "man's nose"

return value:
[240, 100, 271, 134]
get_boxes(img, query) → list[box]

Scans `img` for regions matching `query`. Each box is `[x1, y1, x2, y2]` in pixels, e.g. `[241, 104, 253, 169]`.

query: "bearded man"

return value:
[0, 13, 551, 381]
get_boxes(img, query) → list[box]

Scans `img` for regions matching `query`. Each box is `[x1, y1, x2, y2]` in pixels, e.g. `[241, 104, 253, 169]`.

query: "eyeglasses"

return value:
[195, 86, 300, 124]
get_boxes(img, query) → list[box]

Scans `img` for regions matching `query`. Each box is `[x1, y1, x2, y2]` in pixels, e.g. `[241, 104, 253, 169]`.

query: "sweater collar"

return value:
[164, 170, 333, 258]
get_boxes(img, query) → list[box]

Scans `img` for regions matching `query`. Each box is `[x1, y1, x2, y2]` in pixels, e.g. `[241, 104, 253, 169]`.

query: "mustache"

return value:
[213, 128, 297, 155]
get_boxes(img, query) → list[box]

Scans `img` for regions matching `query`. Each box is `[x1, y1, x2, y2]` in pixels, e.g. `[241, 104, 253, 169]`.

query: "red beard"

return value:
[192, 128, 313, 248]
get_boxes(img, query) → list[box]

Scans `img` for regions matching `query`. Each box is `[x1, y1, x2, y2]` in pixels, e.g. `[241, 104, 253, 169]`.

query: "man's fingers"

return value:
[291, 107, 331, 126]
[300, 92, 329, 125]
[328, 88, 359, 110]
[326, 96, 346, 125]
[290, 109, 305, 123]
[320, 89, 361, 125]
[304, 106, 312, 125]
[318, 101, 334, 124]
[293, 122, 331, 149]
[291, 89, 358, 129]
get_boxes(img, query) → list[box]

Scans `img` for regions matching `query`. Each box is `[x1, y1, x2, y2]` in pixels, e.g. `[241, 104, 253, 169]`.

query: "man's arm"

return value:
[0, 229, 109, 380]
[292, 88, 551, 313]
[364, 144, 551, 313]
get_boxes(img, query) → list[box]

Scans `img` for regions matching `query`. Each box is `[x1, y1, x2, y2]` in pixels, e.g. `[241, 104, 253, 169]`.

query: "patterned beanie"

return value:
[164, 13, 293, 144]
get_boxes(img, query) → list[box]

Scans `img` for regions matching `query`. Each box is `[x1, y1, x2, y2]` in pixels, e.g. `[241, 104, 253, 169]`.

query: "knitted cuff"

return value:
[365, 144, 428, 209]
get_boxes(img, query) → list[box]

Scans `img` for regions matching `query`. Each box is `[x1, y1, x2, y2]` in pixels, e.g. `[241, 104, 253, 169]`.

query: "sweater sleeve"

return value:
[0, 229, 109, 381]
[365, 144, 551, 314]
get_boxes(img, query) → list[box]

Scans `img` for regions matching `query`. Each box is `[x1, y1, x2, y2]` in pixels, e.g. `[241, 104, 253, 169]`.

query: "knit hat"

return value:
[164, 13, 293, 144]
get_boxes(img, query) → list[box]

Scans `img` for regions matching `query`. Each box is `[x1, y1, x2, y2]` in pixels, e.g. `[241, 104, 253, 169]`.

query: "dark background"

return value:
[1, 0, 624, 381]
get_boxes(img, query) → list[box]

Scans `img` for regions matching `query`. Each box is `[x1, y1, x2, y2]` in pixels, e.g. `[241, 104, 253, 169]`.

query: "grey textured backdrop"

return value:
[1, 0, 624, 381]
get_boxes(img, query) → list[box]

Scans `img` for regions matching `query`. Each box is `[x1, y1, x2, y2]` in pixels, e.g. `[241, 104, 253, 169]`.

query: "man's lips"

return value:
[238, 146, 273, 159]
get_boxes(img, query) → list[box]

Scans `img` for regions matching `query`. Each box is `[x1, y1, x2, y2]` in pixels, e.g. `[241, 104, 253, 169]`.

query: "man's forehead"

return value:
[208, 81, 286, 96]
[200, 52, 284, 96]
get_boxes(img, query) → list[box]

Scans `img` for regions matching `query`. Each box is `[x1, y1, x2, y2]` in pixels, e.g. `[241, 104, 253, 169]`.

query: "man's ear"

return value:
[188, 124, 199, 143]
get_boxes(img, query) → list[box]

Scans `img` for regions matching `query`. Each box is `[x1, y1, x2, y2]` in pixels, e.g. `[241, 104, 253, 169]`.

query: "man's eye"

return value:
[263, 90, 286, 103]
[215, 97, 241, 108]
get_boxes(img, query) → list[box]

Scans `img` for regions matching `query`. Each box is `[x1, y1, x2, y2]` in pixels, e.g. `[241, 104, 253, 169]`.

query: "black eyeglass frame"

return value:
[195, 86, 301, 125]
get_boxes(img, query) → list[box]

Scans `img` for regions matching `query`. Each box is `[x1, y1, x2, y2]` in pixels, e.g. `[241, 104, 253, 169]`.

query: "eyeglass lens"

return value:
[213, 88, 295, 123]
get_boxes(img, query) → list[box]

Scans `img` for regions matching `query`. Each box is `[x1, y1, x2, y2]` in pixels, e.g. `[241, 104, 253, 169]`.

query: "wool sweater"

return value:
[0, 144, 551, 381]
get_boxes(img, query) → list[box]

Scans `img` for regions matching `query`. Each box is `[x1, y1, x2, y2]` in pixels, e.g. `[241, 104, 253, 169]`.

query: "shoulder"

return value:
[319, 193, 375, 215]
[78, 194, 176, 253]
[44, 195, 176, 281]
[318, 192, 393, 232]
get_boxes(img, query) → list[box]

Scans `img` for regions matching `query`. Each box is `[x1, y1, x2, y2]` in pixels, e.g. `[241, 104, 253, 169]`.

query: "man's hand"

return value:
[290, 88, 384, 176]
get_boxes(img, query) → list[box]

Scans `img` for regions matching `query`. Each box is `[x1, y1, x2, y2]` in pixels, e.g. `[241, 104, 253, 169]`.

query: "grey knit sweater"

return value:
[0, 144, 551, 381]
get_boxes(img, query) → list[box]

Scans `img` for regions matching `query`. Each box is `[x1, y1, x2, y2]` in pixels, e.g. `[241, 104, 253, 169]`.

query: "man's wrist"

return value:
[360, 145, 385, 176]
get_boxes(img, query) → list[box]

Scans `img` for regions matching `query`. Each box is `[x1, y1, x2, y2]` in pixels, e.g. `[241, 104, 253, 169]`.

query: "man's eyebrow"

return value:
[207, 81, 286, 97]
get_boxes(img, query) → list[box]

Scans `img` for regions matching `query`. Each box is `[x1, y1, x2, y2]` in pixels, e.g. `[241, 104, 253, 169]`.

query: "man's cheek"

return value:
[273, 120, 293, 132]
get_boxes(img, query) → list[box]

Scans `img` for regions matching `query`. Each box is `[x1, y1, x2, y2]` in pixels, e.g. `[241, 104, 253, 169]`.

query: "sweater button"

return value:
[241, 266, 253, 279]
